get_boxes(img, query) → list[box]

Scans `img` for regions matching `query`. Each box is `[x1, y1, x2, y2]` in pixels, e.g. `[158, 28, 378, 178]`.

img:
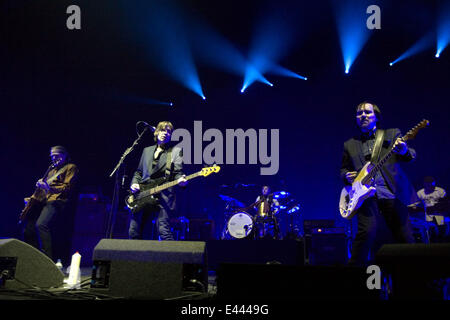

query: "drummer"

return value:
[253, 185, 281, 239]
[255, 186, 279, 217]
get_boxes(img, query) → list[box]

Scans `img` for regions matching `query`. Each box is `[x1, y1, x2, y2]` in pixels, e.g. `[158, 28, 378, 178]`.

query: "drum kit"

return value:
[407, 197, 450, 243]
[219, 189, 301, 240]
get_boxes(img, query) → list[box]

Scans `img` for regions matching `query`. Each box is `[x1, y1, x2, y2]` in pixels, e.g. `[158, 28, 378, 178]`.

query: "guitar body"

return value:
[19, 188, 47, 221]
[339, 162, 376, 220]
[125, 179, 164, 214]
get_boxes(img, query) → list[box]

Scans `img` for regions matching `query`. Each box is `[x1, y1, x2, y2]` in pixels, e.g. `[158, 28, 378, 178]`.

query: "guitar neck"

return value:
[364, 137, 405, 183]
[368, 149, 395, 179]
[360, 120, 428, 187]
[145, 171, 202, 196]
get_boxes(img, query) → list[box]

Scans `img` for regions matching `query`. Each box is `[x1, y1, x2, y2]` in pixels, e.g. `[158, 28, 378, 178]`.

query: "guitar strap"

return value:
[165, 147, 173, 178]
[370, 129, 385, 163]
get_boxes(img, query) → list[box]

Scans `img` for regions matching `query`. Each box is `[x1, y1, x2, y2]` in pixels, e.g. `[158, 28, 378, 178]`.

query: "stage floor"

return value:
[1, 240, 449, 301]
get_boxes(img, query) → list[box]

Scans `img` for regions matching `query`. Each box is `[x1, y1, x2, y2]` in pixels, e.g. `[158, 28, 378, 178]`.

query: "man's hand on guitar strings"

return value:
[345, 171, 358, 184]
[130, 183, 140, 193]
[35, 179, 49, 191]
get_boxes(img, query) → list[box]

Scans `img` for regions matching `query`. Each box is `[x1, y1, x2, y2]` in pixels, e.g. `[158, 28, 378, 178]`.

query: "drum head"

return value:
[227, 212, 253, 239]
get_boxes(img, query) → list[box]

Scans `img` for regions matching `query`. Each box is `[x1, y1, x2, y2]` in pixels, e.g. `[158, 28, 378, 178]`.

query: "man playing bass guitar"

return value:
[340, 102, 417, 266]
[128, 121, 187, 241]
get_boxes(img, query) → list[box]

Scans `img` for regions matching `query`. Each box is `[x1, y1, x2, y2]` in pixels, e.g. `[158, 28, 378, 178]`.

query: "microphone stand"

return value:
[105, 126, 149, 239]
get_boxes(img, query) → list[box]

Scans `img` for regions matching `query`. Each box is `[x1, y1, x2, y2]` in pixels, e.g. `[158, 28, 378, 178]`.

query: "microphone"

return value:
[136, 121, 156, 132]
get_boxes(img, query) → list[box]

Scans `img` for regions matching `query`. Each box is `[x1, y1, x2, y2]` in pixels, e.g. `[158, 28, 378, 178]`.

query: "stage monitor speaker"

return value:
[207, 239, 304, 271]
[90, 239, 207, 299]
[376, 243, 450, 299]
[0, 238, 64, 290]
[308, 232, 348, 265]
[216, 263, 380, 300]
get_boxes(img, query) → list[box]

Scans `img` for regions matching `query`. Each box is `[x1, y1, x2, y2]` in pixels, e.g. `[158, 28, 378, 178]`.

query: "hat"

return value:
[50, 145, 68, 155]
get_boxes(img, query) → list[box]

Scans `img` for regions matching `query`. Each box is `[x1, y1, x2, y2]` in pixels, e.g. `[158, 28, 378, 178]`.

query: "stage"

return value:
[1, 238, 450, 301]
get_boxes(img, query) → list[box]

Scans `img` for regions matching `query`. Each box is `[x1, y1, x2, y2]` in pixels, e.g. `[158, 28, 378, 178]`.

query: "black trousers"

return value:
[129, 204, 175, 241]
[349, 197, 414, 266]
[23, 200, 67, 261]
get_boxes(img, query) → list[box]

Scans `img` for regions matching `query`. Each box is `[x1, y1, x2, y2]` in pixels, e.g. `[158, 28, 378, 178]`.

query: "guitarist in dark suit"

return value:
[340, 102, 417, 266]
[129, 121, 187, 240]
[22, 146, 78, 261]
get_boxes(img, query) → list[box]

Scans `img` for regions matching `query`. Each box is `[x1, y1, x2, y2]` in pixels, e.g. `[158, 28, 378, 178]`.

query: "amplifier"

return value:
[305, 233, 349, 266]
[312, 227, 347, 234]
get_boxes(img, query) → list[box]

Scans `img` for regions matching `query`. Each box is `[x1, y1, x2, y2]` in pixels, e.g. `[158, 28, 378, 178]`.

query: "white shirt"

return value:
[417, 187, 447, 225]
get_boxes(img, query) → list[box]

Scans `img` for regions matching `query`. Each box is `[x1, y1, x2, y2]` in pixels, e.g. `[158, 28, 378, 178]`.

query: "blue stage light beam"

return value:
[96, 87, 173, 107]
[242, 5, 304, 91]
[189, 22, 247, 76]
[187, 12, 270, 93]
[269, 64, 308, 80]
[125, 95, 174, 107]
[241, 64, 273, 93]
[151, 21, 205, 100]
[436, 1, 450, 58]
[389, 32, 434, 66]
[333, 0, 372, 74]
[124, 1, 205, 99]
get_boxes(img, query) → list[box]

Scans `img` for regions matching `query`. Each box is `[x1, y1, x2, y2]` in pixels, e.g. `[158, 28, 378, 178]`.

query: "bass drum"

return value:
[227, 212, 254, 239]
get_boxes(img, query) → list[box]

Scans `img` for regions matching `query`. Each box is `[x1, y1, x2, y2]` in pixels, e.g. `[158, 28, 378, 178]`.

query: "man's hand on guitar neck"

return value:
[393, 138, 408, 155]
[177, 175, 188, 187]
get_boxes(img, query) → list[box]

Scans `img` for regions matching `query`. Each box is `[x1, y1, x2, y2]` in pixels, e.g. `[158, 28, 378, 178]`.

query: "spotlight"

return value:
[169, 102, 174, 106]
[202, 95, 206, 100]
[389, 33, 434, 67]
[435, 52, 440, 58]
[345, 68, 349, 74]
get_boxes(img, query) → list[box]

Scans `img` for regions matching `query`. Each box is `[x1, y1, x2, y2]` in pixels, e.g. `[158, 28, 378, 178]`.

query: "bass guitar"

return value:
[339, 120, 429, 220]
[125, 165, 221, 213]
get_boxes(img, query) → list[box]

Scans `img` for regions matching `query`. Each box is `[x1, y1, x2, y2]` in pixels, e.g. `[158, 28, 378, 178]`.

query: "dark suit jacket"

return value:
[131, 145, 184, 211]
[340, 128, 418, 205]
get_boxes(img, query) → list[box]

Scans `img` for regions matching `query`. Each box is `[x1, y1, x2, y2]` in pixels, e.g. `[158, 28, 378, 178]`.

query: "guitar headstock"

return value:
[403, 119, 429, 141]
[200, 164, 221, 177]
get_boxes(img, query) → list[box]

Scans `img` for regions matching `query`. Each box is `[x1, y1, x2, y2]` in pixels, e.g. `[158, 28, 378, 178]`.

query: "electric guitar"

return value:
[125, 165, 221, 213]
[19, 163, 56, 222]
[339, 120, 429, 220]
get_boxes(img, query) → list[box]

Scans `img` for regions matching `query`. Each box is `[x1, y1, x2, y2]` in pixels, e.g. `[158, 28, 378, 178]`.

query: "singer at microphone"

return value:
[128, 121, 188, 241]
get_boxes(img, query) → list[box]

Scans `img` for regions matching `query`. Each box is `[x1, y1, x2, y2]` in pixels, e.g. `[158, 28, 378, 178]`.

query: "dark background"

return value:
[1, 0, 448, 243]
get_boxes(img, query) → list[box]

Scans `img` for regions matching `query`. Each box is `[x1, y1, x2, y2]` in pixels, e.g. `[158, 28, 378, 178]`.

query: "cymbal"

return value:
[219, 194, 245, 207]
[273, 191, 290, 199]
